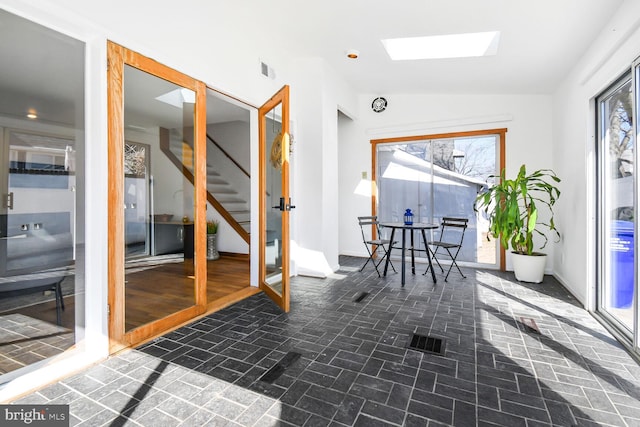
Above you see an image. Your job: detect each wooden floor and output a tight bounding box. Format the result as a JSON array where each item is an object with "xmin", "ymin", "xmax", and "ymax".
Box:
[
  {"xmin": 124, "ymin": 255, "xmax": 250, "ymax": 330},
  {"xmin": 0, "ymin": 255, "xmax": 251, "ymax": 341}
]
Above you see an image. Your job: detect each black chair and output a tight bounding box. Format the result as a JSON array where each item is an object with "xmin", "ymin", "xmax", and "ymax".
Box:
[
  {"xmin": 0, "ymin": 271, "xmax": 67, "ymax": 326},
  {"xmin": 357, "ymin": 216, "xmax": 396, "ymax": 277},
  {"xmin": 424, "ymin": 217, "xmax": 468, "ymax": 281}
]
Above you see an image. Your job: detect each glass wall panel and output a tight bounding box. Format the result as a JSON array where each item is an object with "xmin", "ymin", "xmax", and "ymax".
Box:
[
  {"xmin": 123, "ymin": 65, "xmax": 195, "ymax": 331},
  {"xmin": 0, "ymin": 10, "xmax": 85, "ymax": 376},
  {"xmin": 597, "ymin": 74, "xmax": 635, "ymax": 332},
  {"xmin": 376, "ymin": 134, "xmax": 498, "ymax": 266}
]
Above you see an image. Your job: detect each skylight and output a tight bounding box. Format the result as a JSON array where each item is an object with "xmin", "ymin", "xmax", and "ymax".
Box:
[
  {"xmin": 155, "ymin": 88, "xmax": 195, "ymax": 108},
  {"xmin": 382, "ymin": 31, "xmax": 500, "ymax": 60}
]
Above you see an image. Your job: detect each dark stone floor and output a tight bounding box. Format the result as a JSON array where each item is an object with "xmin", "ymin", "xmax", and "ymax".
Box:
[{"xmin": 16, "ymin": 256, "xmax": 640, "ymax": 426}]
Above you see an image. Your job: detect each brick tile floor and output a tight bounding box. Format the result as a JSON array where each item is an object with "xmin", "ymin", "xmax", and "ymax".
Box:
[{"xmin": 15, "ymin": 256, "xmax": 640, "ymax": 426}]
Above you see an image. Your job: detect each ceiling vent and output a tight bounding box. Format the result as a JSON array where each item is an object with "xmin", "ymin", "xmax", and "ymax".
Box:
[{"xmin": 260, "ymin": 60, "xmax": 275, "ymax": 79}]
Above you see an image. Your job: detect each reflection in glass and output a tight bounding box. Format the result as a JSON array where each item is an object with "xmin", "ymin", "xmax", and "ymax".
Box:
[
  {"xmin": 264, "ymin": 105, "xmax": 283, "ymax": 295},
  {"xmin": 376, "ymin": 135, "xmax": 498, "ymax": 266},
  {"xmin": 0, "ymin": 10, "xmax": 84, "ymax": 376},
  {"xmin": 125, "ymin": 142, "xmax": 150, "ymax": 257},
  {"xmin": 123, "ymin": 65, "xmax": 195, "ymax": 331},
  {"xmin": 599, "ymin": 77, "xmax": 634, "ymax": 331},
  {"xmin": 204, "ymin": 89, "xmax": 252, "ymax": 301}
]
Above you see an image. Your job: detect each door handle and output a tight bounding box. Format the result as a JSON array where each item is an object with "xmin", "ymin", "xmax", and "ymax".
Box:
[
  {"xmin": 272, "ymin": 197, "xmax": 286, "ymax": 211},
  {"xmin": 272, "ymin": 197, "xmax": 296, "ymax": 211}
]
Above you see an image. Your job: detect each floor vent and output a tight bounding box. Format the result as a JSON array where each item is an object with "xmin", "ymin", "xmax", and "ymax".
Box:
[
  {"xmin": 519, "ymin": 317, "xmax": 541, "ymax": 334},
  {"xmin": 259, "ymin": 351, "xmax": 302, "ymax": 383},
  {"xmin": 354, "ymin": 292, "xmax": 369, "ymax": 303},
  {"xmin": 408, "ymin": 334, "xmax": 445, "ymax": 355}
]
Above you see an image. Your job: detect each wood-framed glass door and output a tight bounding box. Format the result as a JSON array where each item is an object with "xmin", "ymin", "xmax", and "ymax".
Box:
[
  {"xmin": 259, "ymin": 86, "xmax": 291, "ymax": 312},
  {"xmin": 107, "ymin": 41, "xmax": 207, "ymax": 352},
  {"xmin": 371, "ymin": 128, "xmax": 506, "ymax": 270}
]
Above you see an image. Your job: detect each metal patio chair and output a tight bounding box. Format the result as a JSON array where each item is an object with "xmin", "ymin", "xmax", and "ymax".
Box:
[{"xmin": 357, "ymin": 216, "xmax": 396, "ymax": 277}]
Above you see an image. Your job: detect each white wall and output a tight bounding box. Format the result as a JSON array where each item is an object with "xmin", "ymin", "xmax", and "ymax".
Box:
[
  {"xmin": 40, "ymin": 0, "xmax": 294, "ymax": 108},
  {"xmin": 289, "ymin": 58, "xmax": 357, "ymax": 276},
  {"xmin": 552, "ymin": 0, "xmax": 640, "ymax": 306},
  {"xmin": 338, "ymin": 93, "xmax": 554, "ymax": 273},
  {"xmin": 208, "ymin": 122, "xmax": 250, "ymax": 172}
]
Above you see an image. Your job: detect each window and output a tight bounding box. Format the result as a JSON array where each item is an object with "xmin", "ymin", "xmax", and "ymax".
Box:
[
  {"xmin": 0, "ymin": 10, "xmax": 85, "ymax": 378},
  {"xmin": 596, "ymin": 71, "xmax": 635, "ymax": 335},
  {"xmin": 373, "ymin": 129, "xmax": 504, "ymax": 268}
]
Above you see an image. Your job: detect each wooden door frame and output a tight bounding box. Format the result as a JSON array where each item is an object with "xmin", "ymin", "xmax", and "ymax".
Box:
[
  {"xmin": 258, "ymin": 85, "xmax": 290, "ymax": 312},
  {"xmin": 370, "ymin": 128, "xmax": 507, "ymax": 271},
  {"xmin": 107, "ymin": 41, "xmax": 207, "ymax": 352}
]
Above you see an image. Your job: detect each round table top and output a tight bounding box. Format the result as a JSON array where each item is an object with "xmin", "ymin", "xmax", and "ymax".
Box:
[{"xmin": 379, "ymin": 222, "xmax": 438, "ymax": 229}]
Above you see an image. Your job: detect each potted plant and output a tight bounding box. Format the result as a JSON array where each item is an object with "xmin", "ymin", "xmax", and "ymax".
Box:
[
  {"xmin": 206, "ymin": 220, "xmax": 220, "ymax": 260},
  {"xmin": 475, "ymin": 164, "xmax": 561, "ymax": 283}
]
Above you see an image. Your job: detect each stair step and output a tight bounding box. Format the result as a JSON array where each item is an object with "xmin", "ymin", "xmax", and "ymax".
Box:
[
  {"xmin": 210, "ymin": 188, "xmax": 238, "ymax": 195},
  {"xmin": 228, "ymin": 212, "xmax": 250, "ymax": 222},
  {"xmin": 217, "ymin": 195, "xmax": 245, "ymax": 202},
  {"xmin": 163, "ymin": 140, "xmax": 251, "ymax": 240},
  {"xmin": 207, "ymin": 177, "xmax": 227, "ymax": 185}
]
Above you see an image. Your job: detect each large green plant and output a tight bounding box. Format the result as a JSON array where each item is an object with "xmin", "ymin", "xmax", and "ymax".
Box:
[{"xmin": 475, "ymin": 164, "xmax": 561, "ymax": 255}]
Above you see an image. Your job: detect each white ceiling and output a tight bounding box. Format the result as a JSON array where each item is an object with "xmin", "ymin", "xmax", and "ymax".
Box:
[
  {"xmin": 0, "ymin": 1, "xmax": 626, "ymax": 127},
  {"xmin": 246, "ymin": 0, "xmax": 624, "ymax": 94}
]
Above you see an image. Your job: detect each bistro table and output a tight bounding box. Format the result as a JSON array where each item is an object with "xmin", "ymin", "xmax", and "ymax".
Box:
[{"xmin": 379, "ymin": 222, "xmax": 439, "ymax": 286}]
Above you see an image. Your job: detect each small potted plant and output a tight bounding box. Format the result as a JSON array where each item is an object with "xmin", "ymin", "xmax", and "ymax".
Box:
[
  {"xmin": 475, "ymin": 164, "xmax": 561, "ymax": 283},
  {"xmin": 206, "ymin": 219, "xmax": 220, "ymax": 260}
]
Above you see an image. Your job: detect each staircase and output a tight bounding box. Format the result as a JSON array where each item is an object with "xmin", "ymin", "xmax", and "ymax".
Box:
[
  {"xmin": 159, "ymin": 127, "xmax": 251, "ymax": 244},
  {"xmin": 206, "ymin": 167, "xmax": 250, "ymax": 234}
]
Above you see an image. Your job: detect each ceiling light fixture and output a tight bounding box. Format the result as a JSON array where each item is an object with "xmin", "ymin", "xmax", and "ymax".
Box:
[
  {"xmin": 382, "ymin": 31, "xmax": 500, "ymax": 60},
  {"xmin": 26, "ymin": 109, "xmax": 38, "ymax": 119},
  {"xmin": 346, "ymin": 49, "xmax": 360, "ymax": 59}
]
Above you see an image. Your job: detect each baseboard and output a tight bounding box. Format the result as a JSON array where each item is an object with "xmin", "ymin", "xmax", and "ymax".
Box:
[{"xmin": 219, "ymin": 252, "xmax": 249, "ymax": 260}]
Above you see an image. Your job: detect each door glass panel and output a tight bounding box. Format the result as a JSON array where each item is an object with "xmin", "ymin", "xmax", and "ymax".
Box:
[
  {"xmin": 123, "ymin": 65, "xmax": 195, "ymax": 331},
  {"xmin": 0, "ymin": 10, "xmax": 84, "ymax": 377},
  {"xmin": 376, "ymin": 134, "xmax": 498, "ymax": 266},
  {"xmin": 204, "ymin": 89, "xmax": 252, "ymax": 302},
  {"xmin": 264, "ymin": 104, "xmax": 284, "ymax": 294},
  {"xmin": 598, "ymin": 76, "xmax": 635, "ymax": 331}
]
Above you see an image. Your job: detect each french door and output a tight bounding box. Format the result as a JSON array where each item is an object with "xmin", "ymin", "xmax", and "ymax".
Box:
[
  {"xmin": 259, "ymin": 86, "xmax": 291, "ymax": 312},
  {"xmin": 107, "ymin": 42, "xmax": 208, "ymax": 351}
]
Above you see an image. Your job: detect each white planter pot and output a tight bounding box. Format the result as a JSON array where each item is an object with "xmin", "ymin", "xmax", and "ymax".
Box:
[{"xmin": 511, "ymin": 252, "xmax": 546, "ymax": 283}]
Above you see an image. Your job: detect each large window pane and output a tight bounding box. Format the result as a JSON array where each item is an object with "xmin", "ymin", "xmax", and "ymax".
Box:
[
  {"xmin": 598, "ymin": 74, "xmax": 635, "ymax": 332},
  {"xmin": 0, "ymin": 10, "xmax": 85, "ymax": 376},
  {"xmin": 376, "ymin": 134, "xmax": 498, "ymax": 266}
]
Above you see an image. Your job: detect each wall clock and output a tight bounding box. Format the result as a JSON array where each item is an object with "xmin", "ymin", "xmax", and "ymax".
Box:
[{"xmin": 371, "ymin": 97, "xmax": 387, "ymax": 113}]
